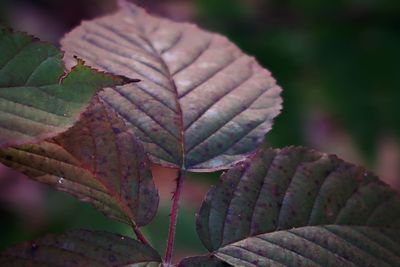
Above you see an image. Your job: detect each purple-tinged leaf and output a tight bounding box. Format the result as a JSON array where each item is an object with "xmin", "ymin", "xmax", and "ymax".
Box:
[
  {"xmin": 196, "ymin": 145, "xmax": 400, "ymax": 266},
  {"xmin": 0, "ymin": 97, "xmax": 159, "ymax": 227},
  {"xmin": 216, "ymin": 226, "xmax": 400, "ymax": 267},
  {"xmin": 0, "ymin": 229, "xmax": 162, "ymax": 267},
  {"xmin": 61, "ymin": 2, "xmax": 282, "ymax": 171}
]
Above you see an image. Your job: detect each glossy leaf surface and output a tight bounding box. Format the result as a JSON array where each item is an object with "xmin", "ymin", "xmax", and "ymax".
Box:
[
  {"xmin": 197, "ymin": 145, "xmax": 400, "ymax": 266},
  {"xmin": 0, "ymin": 26, "xmax": 133, "ymax": 148},
  {"xmin": 0, "ymin": 229, "xmax": 162, "ymax": 267},
  {"xmin": 61, "ymin": 2, "xmax": 282, "ymax": 171},
  {"xmin": 0, "ymin": 98, "xmax": 159, "ymax": 227}
]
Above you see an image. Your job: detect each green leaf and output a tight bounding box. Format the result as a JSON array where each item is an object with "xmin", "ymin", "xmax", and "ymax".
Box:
[
  {"xmin": 0, "ymin": 26, "xmax": 135, "ymax": 148},
  {"xmin": 0, "ymin": 97, "xmax": 159, "ymax": 227},
  {"xmin": 196, "ymin": 145, "xmax": 400, "ymax": 266},
  {"xmin": 0, "ymin": 229, "xmax": 162, "ymax": 267},
  {"xmin": 61, "ymin": 2, "xmax": 282, "ymax": 171}
]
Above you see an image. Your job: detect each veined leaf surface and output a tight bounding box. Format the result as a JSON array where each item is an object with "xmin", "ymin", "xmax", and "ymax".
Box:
[
  {"xmin": 61, "ymin": 2, "xmax": 282, "ymax": 171},
  {"xmin": 0, "ymin": 229, "xmax": 162, "ymax": 267},
  {"xmin": 216, "ymin": 226, "xmax": 400, "ymax": 267},
  {"xmin": 195, "ymin": 145, "xmax": 400, "ymax": 266},
  {"xmin": 0, "ymin": 98, "xmax": 159, "ymax": 227},
  {"xmin": 0, "ymin": 26, "xmax": 134, "ymax": 148}
]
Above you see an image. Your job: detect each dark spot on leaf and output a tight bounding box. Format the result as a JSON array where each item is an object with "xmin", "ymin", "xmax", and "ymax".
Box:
[
  {"xmin": 108, "ymin": 254, "xmax": 117, "ymax": 262},
  {"xmin": 143, "ymin": 188, "xmax": 150, "ymax": 195},
  {"xmin": 140, "ymin": 161, "xmax": 147, "ymax": 168},
  {"xmin": 112, "ymin": 126, "xmax": 121, "ymax": 134}
]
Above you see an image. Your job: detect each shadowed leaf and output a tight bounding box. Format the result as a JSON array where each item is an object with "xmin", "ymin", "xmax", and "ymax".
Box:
[
  {"xmin": 179, "ymin": 255, "xmax": 230, "ymax": 267},
  {"xmin": 216, "ymin": 226, "xmax": 400, "ymax": 267},
  {"xmin": 0, "ymin": 26, "xmax": 134, "ymax": 148},
  {"xmin": 0, "ymin": 97, "xmax": 159, "ymax": 227},
  {"xmin": 0, "ymin": 229, "xmax": 162, "ymax": 267},
  {"xmin": 61, "ymin": 1, "xmax": 282, "ymax": 171},
  {"xmin": 196, "ymin": 145, "xmax": 400, "ymax": 266}
]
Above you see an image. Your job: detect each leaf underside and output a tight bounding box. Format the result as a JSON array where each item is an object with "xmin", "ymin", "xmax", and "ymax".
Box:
[
  {"xmin": 0, "ymin": 229, "xmax": 162, "ymax": 267},
  {"xmin": 194, "ymin": 145, "xmax": 400, "ymax": 266},
  {"xmin": 0, "ymin": 97, "xmax": 159, "ymax": 227},
  {"xmin": 0, "ymin": 26, "xmax": 132, "ymax": 148},
  {"xmin": 61, "ymin": 2, "xmax": 282, "ymax": 171}
]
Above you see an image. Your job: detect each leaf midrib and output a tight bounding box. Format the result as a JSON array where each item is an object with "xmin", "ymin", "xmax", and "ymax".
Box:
[{"xmin": 131, "ymin": 21, "xmax": 187, "ymax": 168}]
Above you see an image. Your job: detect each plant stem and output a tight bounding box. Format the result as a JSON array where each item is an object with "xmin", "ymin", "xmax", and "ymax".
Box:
[
  {"xmin": 133, "ymin": 224, "xmax": 150, "ymax": 246},
  {"xmin": 164, "ymin": 169, "xmax": 184, "ymax": 265}
]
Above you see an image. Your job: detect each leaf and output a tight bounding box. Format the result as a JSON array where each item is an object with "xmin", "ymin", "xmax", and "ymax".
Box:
[
  {"xmin": 61, "ymin": 1, "xmax": 282, "ymax": 171},
  {"xmin": 0, "ymin": 229, "xmax": 162, "ymax": 267},
  {"xmin": 0, "ymin": 26, "xmax": 135, "ymax": 148},
  {"xmin": 0, "ymin": 97, "xmax": 159, "ymax": 227},
  {"xmin": 216, "ymin": 226, "xmax": 400, "ymax": 267},
  {"xmin": 179, "ymin": 255, "xmax": 230, "ymax": 267},
  {"xmin": 196, "ymin": 145, "xmax": 400, "ymax": 266}
]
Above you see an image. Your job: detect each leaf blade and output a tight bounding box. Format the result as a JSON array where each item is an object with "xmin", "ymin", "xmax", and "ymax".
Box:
[
  {"xmin": 0, "ymin": 97, "xmax": 159, "ymax": 227},
  {"xmin": 215, "ymin": 226, "xmax": 400, "ymax": 267},
  {"xmin": 0, "ymin": 229, "xmax": 162, "ymax": 267},
  {"xmin": 197, "ymin": 146, "xmax": 400, "ymax": 251},
  {"xmin": 0, "ymin": 26, "xmax": 134, "ymax": 148},
  {"xmin": 196, "ymin": 145, "xmax": 400, "ymax": 266},
  {"xmin": 61, "ymin": 2, "xmax": 282, "ymax": 171}
]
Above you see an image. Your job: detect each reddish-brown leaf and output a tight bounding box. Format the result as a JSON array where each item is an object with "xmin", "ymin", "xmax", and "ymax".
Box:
[{"xmin": 0, "ymin": 97, "xmax": 159, "ymax": 227}]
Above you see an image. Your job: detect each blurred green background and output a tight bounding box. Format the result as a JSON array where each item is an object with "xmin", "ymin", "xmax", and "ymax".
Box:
[{"xmin": 0, "ymin": 0, "xmax": 399, "ymax": 262}]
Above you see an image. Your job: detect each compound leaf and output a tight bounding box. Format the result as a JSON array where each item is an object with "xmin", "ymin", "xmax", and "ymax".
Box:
[
  {"xmin": 0, "ymin": 97, "xmax": 159, "ymax": 227},
  {"xmin": 0, "ymin": 229, "xmax": 162, "ymax": 267},
  {"xmin": 0, "ymin": 26, "xmax": 134, "ymax": 148},
  {"xmin": 61, "ymin": 1, "xmax": 282, "ymax": 171}
]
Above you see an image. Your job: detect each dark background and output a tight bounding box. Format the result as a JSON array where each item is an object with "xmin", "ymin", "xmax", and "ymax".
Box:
[{"xmin": 1, "ymin": 0, "xmax": 399, "ymax": 262}]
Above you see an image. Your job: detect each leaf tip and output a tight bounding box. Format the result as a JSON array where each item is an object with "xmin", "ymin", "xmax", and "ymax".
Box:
[{"xmin": 59, "ymin": 55, "xmax": 139, "ymax": 86}]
